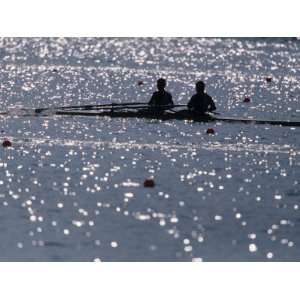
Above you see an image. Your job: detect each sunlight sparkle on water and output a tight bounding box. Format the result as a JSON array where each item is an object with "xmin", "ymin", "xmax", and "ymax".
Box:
[{"xmin": 1, "ymin": 38, "xmax": 300, "ymax": 261}]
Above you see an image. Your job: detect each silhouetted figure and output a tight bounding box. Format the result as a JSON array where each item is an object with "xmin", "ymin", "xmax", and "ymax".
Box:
[
  {"xmin": 149, "ymin": 78, "xmax": 174, "ymax": 111},
  {"xmin": 188, "ymin": 81, "xmax": 216, "ymax": 114}
]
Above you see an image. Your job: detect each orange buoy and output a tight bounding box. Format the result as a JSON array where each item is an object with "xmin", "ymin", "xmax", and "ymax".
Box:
[
  {"xmin": 266, "ymin": 77, "xmax": 272, "ymax": 83},
  {"xmin": 206, "ymin": 128, "xmax": 215, "ymax": 134},
  {"xmin": 243, "ymin": 97, "xmax": 251, "ymax": 103},
  {"xmin": 2, "ymin": 139, "xmax": 12, "ymax": 148},
  {"xmin": 144, "ymin": 179, "xmax": 155, "ymax": 188},
  {"xmin": 137, "ymin": 80, "xmax": 144, "ymax": 86}
]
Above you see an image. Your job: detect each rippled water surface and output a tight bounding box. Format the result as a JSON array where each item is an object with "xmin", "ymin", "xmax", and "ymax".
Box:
[{"xmin": 0, "ymin": 38, "xmax": 300, "ymax": 261}]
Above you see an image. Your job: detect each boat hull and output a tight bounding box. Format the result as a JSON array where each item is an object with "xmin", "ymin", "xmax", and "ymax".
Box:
[
  {"xmin": 55, "ymin": 109, "xmax": 214, "ymax": 122},
  {"xmin": 54, "ymin": 109, "xmax": 300, "ymax": 127}
]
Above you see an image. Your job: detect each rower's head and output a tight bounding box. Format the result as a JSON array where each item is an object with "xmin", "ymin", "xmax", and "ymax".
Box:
[
  {"xmin": 157, "ymin": 78, "xmax": 166, "ymax": 91},
  {"xmin": 196, "ymin": 81, "xmax": 205, "ymax": 93}
]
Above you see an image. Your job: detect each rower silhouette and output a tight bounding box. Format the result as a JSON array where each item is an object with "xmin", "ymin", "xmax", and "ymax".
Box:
[
  {"xmin": 188, "ymin": 81, "xmax": 216, "ymax": 114},
  {"xmin": 149, "ymin": 78, "xmax": 174, "ymax": 111}
]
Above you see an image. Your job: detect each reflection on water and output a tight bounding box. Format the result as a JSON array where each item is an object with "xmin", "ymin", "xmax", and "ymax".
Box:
[{"xmin": 0, "ymin": 38, "xmax": 300, "ymax": 261}]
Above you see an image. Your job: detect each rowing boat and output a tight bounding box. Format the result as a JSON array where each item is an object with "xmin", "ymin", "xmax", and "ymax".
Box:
[
  {"xmin": 54, "ymin": 109, "xmax": 300, "ymax": 127},
  {"xmin": 1, "ymin": 103, "xmax": 300, "ymax": 127}
]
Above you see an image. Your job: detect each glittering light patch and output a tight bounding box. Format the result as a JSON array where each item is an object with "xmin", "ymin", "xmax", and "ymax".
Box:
[
  {"xmin": 214, "ymin": 215, "xmax": 223, "ymax": 221},
  {"xmin": 111, "ymin": 241, "xmax": 118, "ymax": 248},
  {"xmin": 249, "ymin": 244, "xmax": 258, "ymax": 252}
]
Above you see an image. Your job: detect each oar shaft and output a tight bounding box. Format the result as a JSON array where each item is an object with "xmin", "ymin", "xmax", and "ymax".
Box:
[
  {"xmin": 35, "ymin": 102, "xmax": 147, "ymax": 113},
  {"xmin": 35, "ymin": 103, "xmax": 187, "ymax": 113},
  {"xmin": 67, "ymin": 102, "xmax": 146, "ymax": 110},
  {"xmin": 111, "ymin": 104, "xmax": 186, "ymax": 110}
]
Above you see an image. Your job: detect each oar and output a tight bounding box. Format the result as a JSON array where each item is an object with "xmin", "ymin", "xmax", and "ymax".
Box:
[
  {"xmin": 89, "ymin": 104, "xmax": 187, "ymax": 111},
  {"xmin": 34, "ymin": 102, "xmax": 147, "ymax": 113},
  {"xmin": 43, "ymin": 103, "xmax": 188, "ymax": 113},
  {"xmin": 72, "ymin": 103, "xmax": 187, "ymax": 111}
]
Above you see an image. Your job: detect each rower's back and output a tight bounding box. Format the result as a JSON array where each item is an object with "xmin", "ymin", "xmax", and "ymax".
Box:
[
  {"xmin": 188, "ymin": 81, "xmax": 216, "ymax": 114},
  {"xmin": 149, "ymin": 90, "xmax": 173, "ymax": 106},
  {"xmin": 149, "ymin": 78, "xmax": 173, "ymax": 109}
]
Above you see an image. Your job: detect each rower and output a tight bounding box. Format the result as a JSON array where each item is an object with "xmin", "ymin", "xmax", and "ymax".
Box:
[
  {"xmin": 148, "ymin": 78, "xmax": 174, "ymax": 111},
  {"xmin": 188, "ymin": 81, "xmax": 216, "ymax": 114}
]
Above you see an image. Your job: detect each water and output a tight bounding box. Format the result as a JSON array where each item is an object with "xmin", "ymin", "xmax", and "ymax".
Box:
[{"xmin": 0, "ymin": 38, "xmax": 300, "ymax": 261}]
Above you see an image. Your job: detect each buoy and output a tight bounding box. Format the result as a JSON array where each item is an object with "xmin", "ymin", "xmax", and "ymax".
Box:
[
  {"xmin": 144, "ymin": 179, "xmax": 155, "ymax": 188},
  {"xmin": 2, "ymin": 139, "xmax": 12, "ymax": 148},
  {"xmin": 206, "ymin": 128, "xmax": 215, "ymax": 134},
  {"xmin": 243, "ymin": 97, "xmax": 251, "ymax": 103},
  {"xmin": 266, "ymin": 77, "xmax": 272, "ymax": 83},
  {"xmin": 137, "ymin": 80, "xmax": 144, "ymax": 86}
]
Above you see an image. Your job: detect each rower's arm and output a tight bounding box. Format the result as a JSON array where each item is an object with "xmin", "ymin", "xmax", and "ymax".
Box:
[
  {"xmin": 169, "ymin": 94, "xmax": 174, "ymax": 107},
  {"xmin": 208, "ymin": 96, "xmax": 216, "ymax": 111},
  {"xmin": 187, "ymin": 97, "xmax": 194, "ymax": 110},
  {"xmin": 148, "ymin": 93, "xmax": 156, "ymax": 106}
]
